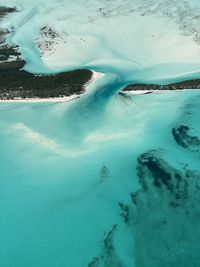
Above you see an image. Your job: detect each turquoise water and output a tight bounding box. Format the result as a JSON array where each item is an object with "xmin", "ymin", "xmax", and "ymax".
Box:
[
  {"xmin": 1, "ymin": 78, "xmax": 200, "ymax": 266},
  {"xmin": 1, "ymin": 0, "xmax": 200, "ymax": 266}
]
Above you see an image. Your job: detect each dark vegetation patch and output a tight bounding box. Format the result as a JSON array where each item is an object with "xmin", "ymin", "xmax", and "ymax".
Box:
[
  {"xmin": 0, "ymin": 6, "xmax": 16, "ymax": 19},
  {"xmin": 0, "ymin": 43, "xmax": 92, "ymax": 99},
  {"xmin": 0, "ymin": 67, "xmax": 93, "ymax": 99},
  {"xmin": 123, "ymin": 79, "xmax": 200, "ymax": 91},
  {"xmin": 0, "ymin": 6, "xmax": 16, "ymax": 44},
  {"xmin": 0, "ymin": 45, "xmax": 21, "ymax": 61}
]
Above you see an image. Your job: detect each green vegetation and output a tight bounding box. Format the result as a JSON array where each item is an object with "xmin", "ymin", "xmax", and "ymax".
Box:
[{"xmin": 123, "ymin": 79, "xmax": 200, "ymax": 91}]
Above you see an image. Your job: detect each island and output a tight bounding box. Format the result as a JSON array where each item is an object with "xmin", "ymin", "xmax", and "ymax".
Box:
[{"xmin": 0, "ymin": 6, "xmax": 93, "ymax": 100}]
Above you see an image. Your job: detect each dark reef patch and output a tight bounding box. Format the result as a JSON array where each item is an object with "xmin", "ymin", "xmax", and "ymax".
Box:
[
  {"xmin": 88, "ymin": 225, "xmax": 124, "ymax": 267},
  {"xmin": 119, "ymin": 149, "xmax": 200, "ymax": 266},
  {"xmin": 172, "ymin": 125, "xmax": 200, "ymax": 152},
  {"xmin": 119, "ymin": 202, "xmax": 130, "ymax": 223},
  {"xmin": 140, "ymin": 154, "xmax": 172, "ymax": 190},
  {"xmin": 136, "ymin": 150, "xmax": 194, "ymax": 207}
]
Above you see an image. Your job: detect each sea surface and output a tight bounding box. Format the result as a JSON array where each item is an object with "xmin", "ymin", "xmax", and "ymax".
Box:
[{"xmin": 1, "ymin": 0, "xmax": 200, "ymax": 266}]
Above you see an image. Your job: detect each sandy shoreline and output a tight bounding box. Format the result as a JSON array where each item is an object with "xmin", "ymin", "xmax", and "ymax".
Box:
[
  {"xmin": 124, "ymin": 89, "xmax": 200, "ymax": 95},
  {"xmin": 124, "ymin": 90, "xmax": 154, "ymax": 95},
  {"xmin": 83, "ymin": 70, "xmax": 103, "ymax": 88},
  {"xmin": 0, "ymin": 94, "xmax": 80, "ymax": 103},
  {"xmin": 0, "ymin": 70, "xmax": 103, "ymax": 103}
]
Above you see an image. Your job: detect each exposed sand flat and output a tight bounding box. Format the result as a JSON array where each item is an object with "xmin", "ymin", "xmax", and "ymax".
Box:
[{"xmin": 2, "ymin": 0, "xmax": 200, "ymax": 82}]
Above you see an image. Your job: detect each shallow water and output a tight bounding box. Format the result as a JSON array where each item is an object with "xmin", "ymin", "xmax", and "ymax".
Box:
[
  {"xmin": 1, "ymin": 0, "xmax": 200, "ymax": 266},
  {"xmin": 1, "ymin": 87, "xmax": 200, "ymax": 266}
]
